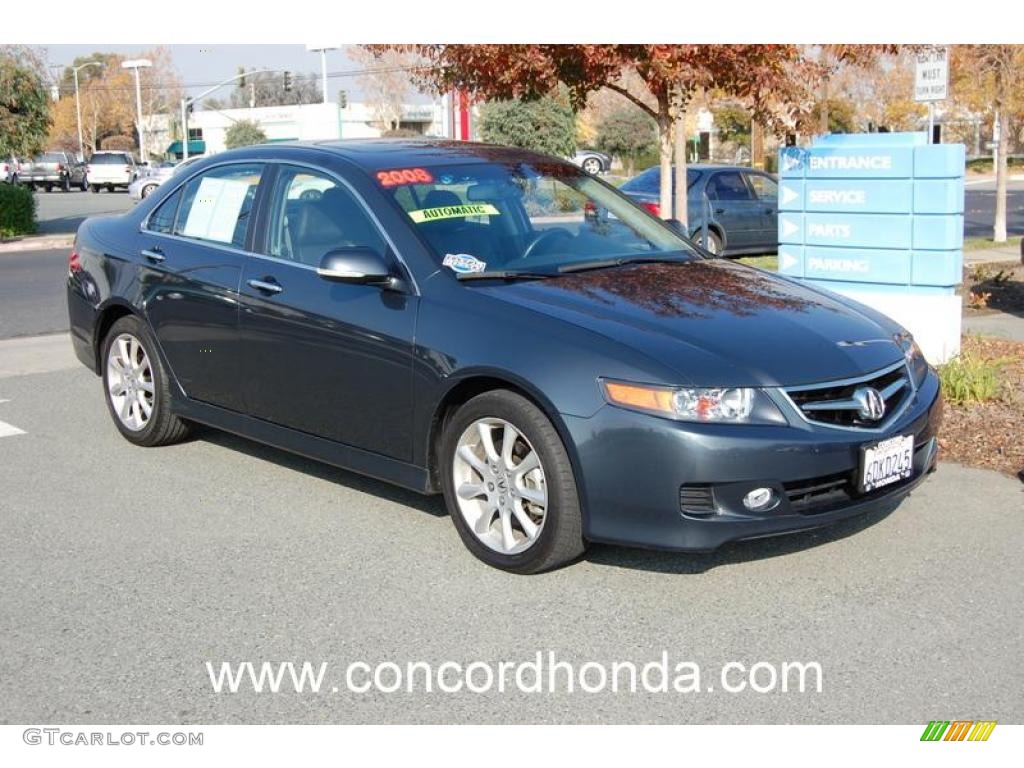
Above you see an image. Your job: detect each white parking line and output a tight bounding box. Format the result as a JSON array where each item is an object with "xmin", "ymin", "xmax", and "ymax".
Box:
[{"xmin": 0, "ymin": 398, "xmax": 26, "ymax": 438}]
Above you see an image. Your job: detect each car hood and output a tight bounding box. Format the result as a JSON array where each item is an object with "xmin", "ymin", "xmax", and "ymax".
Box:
[{"xmin": 475, "ymin": 260, "xmax": 906, "ymax": 387}]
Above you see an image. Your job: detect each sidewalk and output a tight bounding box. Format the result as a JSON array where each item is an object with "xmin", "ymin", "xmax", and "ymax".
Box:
[
  {"xmin": 963, "ymin": 241, "xmax": 1022, "ymax": 266},
  {"xmin": 0, "ymin": 234, "xmax": 74, "ymax": 254}
]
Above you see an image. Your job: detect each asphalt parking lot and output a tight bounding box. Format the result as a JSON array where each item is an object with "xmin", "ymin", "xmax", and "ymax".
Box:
[
  {"xmin": 31, "ymin": 186, "xmax": 135, "ymax": 236},
  {"xmin": 1, "ymin": 186, "xmax": 1022, "ymax": 726}
]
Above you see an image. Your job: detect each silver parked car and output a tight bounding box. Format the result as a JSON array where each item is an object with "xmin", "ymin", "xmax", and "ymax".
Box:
[{"xmin": 128, "ymin": 156, "xmax": 203, "ymax": 200}]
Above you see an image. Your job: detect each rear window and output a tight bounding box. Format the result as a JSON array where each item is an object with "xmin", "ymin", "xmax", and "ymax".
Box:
[
  {"xmin": 91, "ymin": 153, "xmax": 132, "ymax": 164},
  {"xmin": 620, "ymin": 167, "xmax": 700, "ymax": 195}
]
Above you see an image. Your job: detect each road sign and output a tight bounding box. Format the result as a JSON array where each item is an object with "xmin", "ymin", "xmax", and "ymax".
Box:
[{"xmin": 915, "ymin": 47, "xmax": 949, "ymax": 103}]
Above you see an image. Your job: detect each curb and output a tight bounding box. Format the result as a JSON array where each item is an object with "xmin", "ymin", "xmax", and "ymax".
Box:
[{"xmin": 0, "ymin": 235, "xmax": 74, "ymax": 254}]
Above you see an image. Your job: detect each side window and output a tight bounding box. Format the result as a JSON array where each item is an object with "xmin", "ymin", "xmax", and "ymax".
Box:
[
  {"xmin": 267, "ymin": 166, "xmax": 387, "ymax": 267},
  {"xmin": 747, "ymin": 174, "xmax": 778, "ymax": 202},
  {"xmin": 173, "ymin": 163, "xmax": 264, "ymax": 248},
  {"xmin": 706, "ymin": 172, "xmax": 753, "ymax": 202},
  {"xmin": 146, "ymin": 188, "xmax": 182, "ymax": 234}
]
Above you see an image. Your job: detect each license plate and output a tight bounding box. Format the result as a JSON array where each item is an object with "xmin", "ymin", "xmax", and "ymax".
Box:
[{"xmin": 860, "ymin": 434, "xmax": 914, "ymax": 493}]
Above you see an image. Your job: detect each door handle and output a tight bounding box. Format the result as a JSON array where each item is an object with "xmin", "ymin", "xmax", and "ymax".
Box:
[
  {"xmin": 141, "ymin": 248, "xmax": 165, "ymax": 263},
  {"xmin": 714, "ymin": 208, "xmax": 726, "ymax": 215},
  {"xmin": 247, "ymin": 278, "xmax": 283, "ymax": 295}
]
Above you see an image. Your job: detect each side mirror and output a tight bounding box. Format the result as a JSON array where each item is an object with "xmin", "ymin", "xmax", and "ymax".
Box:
[
  {"xmin": 666, "ymin": 218, "xmax": 688, "ymax": 236},
  {"xmin": 317, "ymin": 247, "xmax": 396, "ymax": 287}
]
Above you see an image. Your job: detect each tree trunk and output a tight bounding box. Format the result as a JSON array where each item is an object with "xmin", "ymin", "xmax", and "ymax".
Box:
[
  {"xmin": 751, "ymin": 120, "xmax": 765, "ymax": 169},
  {"xmin": 673, "ymin": 105, "xmax": 688, "ymax": 225},
  {"xmin": 658, "ymin": 116, "xmax": 673, "ymax": 219},
  {"xmin": 994, "ymin": 108, "xmax": 1008, "ymax": 243}
]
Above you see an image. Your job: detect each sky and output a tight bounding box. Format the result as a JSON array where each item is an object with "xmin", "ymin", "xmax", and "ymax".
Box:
[{"xmin": 39, "ymin": 44, "xmax": 422, "ymax": 103}]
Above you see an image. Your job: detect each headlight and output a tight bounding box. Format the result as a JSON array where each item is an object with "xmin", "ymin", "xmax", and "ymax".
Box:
[
  {"xmin": 600, "ymin": 379, "xmax": 786, "ymax": 424},
  {"xmin": 896, "ymin": 333, "xmax": 929, "ymax": 388}
]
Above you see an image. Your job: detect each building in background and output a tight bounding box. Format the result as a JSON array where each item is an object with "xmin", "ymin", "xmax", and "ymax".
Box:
[{"xmin": 145, "ymin": 100, "xmax": 447, "ymax": 160}]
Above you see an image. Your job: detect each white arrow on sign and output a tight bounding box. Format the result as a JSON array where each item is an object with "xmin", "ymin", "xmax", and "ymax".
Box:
[
  {"xmin": 0, "ymin": 399, "xmax": 26, "ymax": 439},
  {"xmin": 780, "ymin": 251, "xmax": 798, "ymax": 271},
  {"xmin": 780, "ymin": 185, "xmax": 800, "ymax": 205},
  {"xmin": 781, "ymin": 218, "xmax": 800, "ymax": 238}
]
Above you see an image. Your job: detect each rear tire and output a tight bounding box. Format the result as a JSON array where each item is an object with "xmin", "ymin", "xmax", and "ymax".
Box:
[
  {"xmin": 581, "ymin": 157, "xmax": 602, "ymax": 175},
  {"xmin": 61, "ymin": 175, "xmax": 70, "ymax": 192},
  {"xmin": 698, "ymin": 229, "xmax": 723, "ymax": 255},
  {"xmin": 440, "ymin": 390, "xmax": 585, "ymax": 574},
  {"xmin": 90, "ymin": 184, "xmax": 100, "ymax": 193},
  {"xmin": 80, "ymin": 177, "xmax": 88, "ymax": 192},
  {"xmin": 141, "ymin": 184, "xmax": 157, "ymax": 198},
  {"xmin": 44, "ymin": 183, "xmax": 53, "ymax": 193},
  {"xmin": 101, "ymin": 315, "xmax": 191, "ymax": 447}
]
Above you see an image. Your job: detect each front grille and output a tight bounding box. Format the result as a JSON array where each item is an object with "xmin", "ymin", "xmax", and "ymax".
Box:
[
  {"xmin": 785, "ymin": 362, "xmax": 911, "ymax": 429},
  {"xmin": 679, "ymin": 485, "xmax": 715, "ymax": 516}
]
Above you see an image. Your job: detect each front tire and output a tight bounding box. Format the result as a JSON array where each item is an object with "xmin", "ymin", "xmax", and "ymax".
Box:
[
  {"xmin": 102, "ymin": 315, "xmax": 191, "ymax": 447},
  {"xmin": 90, "ymin": 184, "xmax": 100, "ymax": 193},
  {"xmin": 141, "ymin": 183, "xmax": 157, "ymax": 198},
  {"xmin": 581, "ymin": 157, "xmax": 601, "ymax": 175},
  {"xmin": 440, "ymin": 390, "xmax": 585, "ymax": 573},
  {"xmin": 61, "ymin": 175, "xmax": 71, "ymax": 192}
]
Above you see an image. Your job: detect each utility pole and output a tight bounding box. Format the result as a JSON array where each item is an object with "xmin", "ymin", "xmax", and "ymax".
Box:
[
  {"xmin": 72, "ymin": 61, "xmax": 101, "ymax": 161},
  {"xmin": 121, "ymin": 59, "xmax": 153, "ymax": 163},
  {"xmin": 306, "ymin": 45, "xmax": 338, "ymax": 104}
]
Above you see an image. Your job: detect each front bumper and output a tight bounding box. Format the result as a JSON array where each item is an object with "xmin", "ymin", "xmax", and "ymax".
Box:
[{"xmin": 563, "ymin": 370, "xmax": 943, "ymax": 552}]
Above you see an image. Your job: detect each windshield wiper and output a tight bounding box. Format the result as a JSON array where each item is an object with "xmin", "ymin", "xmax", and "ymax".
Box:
[
  {"xmin": 558, "ymin": 255, "xmax": 690, "ymax": 274},
  {"xmin": 456, "ymin": 270, "xmax": 553, "ymax": 282}
]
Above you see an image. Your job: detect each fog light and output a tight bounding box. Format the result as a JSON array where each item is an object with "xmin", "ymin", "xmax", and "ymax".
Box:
[{"xmin": 743, "ymin": 487, "xmax": 777, "ymax": 511}]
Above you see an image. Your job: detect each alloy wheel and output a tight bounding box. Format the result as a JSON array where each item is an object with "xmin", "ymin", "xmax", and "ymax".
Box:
[
  {"xmin": 106, "ymin": 333, "xmax": 155, "ymax": 431},
  {"xmin": 451, "ymin": 418, "xmax": 548, "ymax": 554}
]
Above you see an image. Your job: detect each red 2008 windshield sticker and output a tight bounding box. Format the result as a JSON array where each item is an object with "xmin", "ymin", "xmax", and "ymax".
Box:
[{"xmin": 376, "ymin": 168, "xmax": 434, "ymax": 187}]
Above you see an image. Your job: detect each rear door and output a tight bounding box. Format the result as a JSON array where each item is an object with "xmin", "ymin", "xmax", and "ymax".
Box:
[
  {"xmin": 140, "ymin": 161, "xmax": 266, "ymax": 411},
  {"xmin": 704, "ymin": 170, "xmax": 761, "ymax": 251},
  {"xmin": 745, "ymin": 172, "xmax": 779, "ymax": 251}
]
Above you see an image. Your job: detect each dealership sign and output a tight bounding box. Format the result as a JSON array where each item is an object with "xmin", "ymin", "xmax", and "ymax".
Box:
[{"xmin": 778, "ymin": 132, "xmax": 965, "ymax": 363}]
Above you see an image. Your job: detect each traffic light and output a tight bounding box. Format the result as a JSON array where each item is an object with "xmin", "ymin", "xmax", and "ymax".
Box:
[
  {"xmin": 338, "ymin": 90, "xmax": 348, "ymax": 108},
  {"xmin": 283, "ymin": 71, "xmax": 293, "ymax": 92},
  {"xmin": 238, "ymin": 66, "xmax": 246, "ymax": 89}
]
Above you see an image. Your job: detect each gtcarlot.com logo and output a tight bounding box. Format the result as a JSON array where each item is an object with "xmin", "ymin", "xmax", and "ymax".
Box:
[{"xmin": 920, "ymin": 720, "xmax": 997, "ymax": 742}]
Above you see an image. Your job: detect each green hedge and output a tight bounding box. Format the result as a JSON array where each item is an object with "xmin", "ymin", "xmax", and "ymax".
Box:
[{"xmin": 0, "ymin": 183, "xmax": 37, "ymax": 238}]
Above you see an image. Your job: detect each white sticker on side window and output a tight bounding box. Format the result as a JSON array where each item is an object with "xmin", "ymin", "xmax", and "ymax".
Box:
[{"xmin": 442, "ymin": 254, "xmax": 487, "ymax": 274}]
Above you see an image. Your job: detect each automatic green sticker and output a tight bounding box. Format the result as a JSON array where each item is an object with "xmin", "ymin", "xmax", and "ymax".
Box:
[{"xmin": 408, "ymin": 203, "xmax": 500, "ymax": 223}]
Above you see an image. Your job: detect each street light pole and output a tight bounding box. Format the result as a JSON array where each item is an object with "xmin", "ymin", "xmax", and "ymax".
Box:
[
  {"xmin": 72, "ymin": 61, "xmax": 101, "ymax": 161},
  {"xmin": 306, "ymin": 45, "xmax": 337, "ymax": 105},
  {"xmin": 121, "ymin": 59, "xmax": 152, "ymax": 164}
]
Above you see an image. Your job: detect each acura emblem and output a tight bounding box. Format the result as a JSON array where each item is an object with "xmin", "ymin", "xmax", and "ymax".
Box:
[{"xmin": 852, "ymin": 386, "xmax": 886, "ymax": 421}]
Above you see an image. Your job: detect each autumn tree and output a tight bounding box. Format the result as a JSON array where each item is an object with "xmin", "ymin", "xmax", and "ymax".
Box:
[
  {"xmin": 349, "ymin": 46, "xmax": 420, "ymax": 132},
  {"xmin": 365, "ymin": 44, "xmax": 809, "ymax": 225},
  {"xmin": 595, "ymin": 107, "xmax": 656, "ymax": 175},
  {"xmin": 952, "ymin": 45, "xmax": 1024, "ymax": 243},
  {"xmin": 0, "ymin": 46, "xmax": 51, "ymax": 158}
]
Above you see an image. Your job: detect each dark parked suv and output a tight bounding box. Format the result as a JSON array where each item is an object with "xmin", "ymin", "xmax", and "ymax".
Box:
[{"xmin": 67, "ymin": 140, "xmax": 941, "ymax": 573}]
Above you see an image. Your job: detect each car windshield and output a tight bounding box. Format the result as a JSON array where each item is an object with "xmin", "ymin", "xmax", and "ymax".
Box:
[{"xmin": 381, "ymin": 161, "xmax": 698, "ymax": 275}]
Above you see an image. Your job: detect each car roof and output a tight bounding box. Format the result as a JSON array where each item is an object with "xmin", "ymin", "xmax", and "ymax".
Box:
[{"xmin": 242, "ymin": 138, "xmax": 569, "ymax": 172}]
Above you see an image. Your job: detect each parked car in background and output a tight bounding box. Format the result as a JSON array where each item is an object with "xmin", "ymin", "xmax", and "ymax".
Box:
[
  {"xmin": 21, "ymin": 151, "xmax": 88, "ymax": 192},
  {"xmin": 1, "ymin": 156, "xmax": 23, "ymax": 184},
  {"xmin": 571, "ymin": 149, "xmax": 611, "ymax": 175},
  {"xmin": 128, "ymin": 156, "xmax": 203, "ymax": 200},
  {"xmin": 620, "ymin": 164, "xmax": 778, "ymax": 256},
  {"xmin": 68, "ymin": 140, "xmax": 939, "ymax": 573},
  {"xmin": 86, "ymin": 151, "xmax": 138, "ymax": 193}
]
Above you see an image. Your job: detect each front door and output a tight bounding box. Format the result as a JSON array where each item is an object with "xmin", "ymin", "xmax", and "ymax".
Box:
[
  {"xmin": 704, "ymin": 170, "xmax": 762, "ymax": 251},
  {"xmin": 237, "ymin": 164, "xmax": 417, "ymax": 461},
  {"xmin": 745, "ymin": 171, "xmax": 779, "ymax": 252}
]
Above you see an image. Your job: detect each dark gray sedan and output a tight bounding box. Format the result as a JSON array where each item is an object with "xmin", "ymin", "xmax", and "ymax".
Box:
[{"xmin": 620, "ymin": 164, "xmax": 778, "ymax": 256}]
